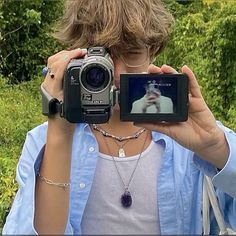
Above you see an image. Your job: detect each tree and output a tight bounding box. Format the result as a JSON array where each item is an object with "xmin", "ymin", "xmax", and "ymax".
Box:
[
  {"xmin": 158, "ymin": 0, "xmax": 236, "ymax": 130},
  {"xmin": 0, "ymin": 0, "xmax": 63, "ymax": 83}
]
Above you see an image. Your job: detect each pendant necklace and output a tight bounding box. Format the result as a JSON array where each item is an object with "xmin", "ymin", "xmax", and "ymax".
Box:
[
  {"xmin": 92, "ymin": 124, "xmax": 146, "ymax": 158},
  {"xmin": 114, "ymin": 139, "xmax": 130, "ymax": 157},
  {"xmin": 102, "ymin": 130, "xmax": 149, "ymax": 208}
]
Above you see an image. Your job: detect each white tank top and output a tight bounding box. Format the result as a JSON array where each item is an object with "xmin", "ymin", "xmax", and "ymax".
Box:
[{"xmin": 81, "ymin": 141, "xmax": 163, "ymax": 234}]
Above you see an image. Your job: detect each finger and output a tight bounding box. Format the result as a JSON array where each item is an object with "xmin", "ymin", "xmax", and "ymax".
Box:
[
  {"xmin": 55, "ymin": 48, "xmax": 87, "ymax": 76},
  {"xmin": 147, "ymin": 64, "xmax": 162, "ymax": 74},
  {"xmin": 181, "ymin": 65, "xmax": 203, "ymax": 98},
  {"xmin": 56, "ymin": 48, "xmax": 87, "ymax": 66},
  {"xmin": 148, "ymin": 95, "xmax": 157, "ymax": 99},
  {"xmin": 49, "ymin": 48, "xmax": 87, "ymax": 65},
  {"xmin": 47, "ymin": 48, "xmax": 87, "ymax": 72},
  {"xmin": 160, "ymin": 64, "xmax": 178, "ymax": 74},
  {"xmin": 153, "ymin": 91, "xmax": 161, "ymax": 96},
  {"xmin": 45, "ymin": 48, "xmax": 87, "ymax": 92}
]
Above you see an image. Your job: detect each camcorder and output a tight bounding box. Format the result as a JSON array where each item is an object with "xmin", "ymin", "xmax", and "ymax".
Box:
[
  {"xmin": 63, "ymin": 47, "xmax": 114, "ymax": 123},
  {"xmin": 41, "ymin": 47, "xmax": 189, "ymax": 123}
]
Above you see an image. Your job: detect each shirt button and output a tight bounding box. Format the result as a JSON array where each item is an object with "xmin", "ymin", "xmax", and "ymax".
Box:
[
  {"xmin": 79, "ymin": 182, "xmax": 86, "ymax": 189},
  {"xmin": 89, "ymin": 147, "xmax": 95, "ymax": 152}
]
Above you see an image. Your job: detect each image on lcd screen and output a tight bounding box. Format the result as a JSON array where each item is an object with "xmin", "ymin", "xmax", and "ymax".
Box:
[{"xmin": 127, "ymin": 76, "xmax": 177, "ymax": 114}]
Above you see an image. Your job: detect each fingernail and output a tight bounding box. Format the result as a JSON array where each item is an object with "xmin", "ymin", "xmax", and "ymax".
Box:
[
  {"xmin": 81, "ymin": 48, "xmax": 87, "ymax": 53},
  {"xmin": 162, "ymin": 64, "xmax": 168, "ymax": 67}
]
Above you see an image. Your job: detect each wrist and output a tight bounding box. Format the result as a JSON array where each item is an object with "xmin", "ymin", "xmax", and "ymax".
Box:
[
  {"xmin": 48, "ymin": 117, "xmax": 76, "ymax": 138},
  {"xmin": 197, "ymin": 128, "xmax": 229, "ymax": 169},
  {"xmin": 43, "ymin": 120, "xmax": 74, "ymax": 173}
]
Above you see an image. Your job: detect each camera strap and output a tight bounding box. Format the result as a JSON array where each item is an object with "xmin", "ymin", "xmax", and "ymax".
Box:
[
  {"xmin": 112, "ymin": 86, "xmax": 120, "ymax": 107},
  {"xmin": 40, "ymin": 85, "xmax": 63, "ymax": 117}
]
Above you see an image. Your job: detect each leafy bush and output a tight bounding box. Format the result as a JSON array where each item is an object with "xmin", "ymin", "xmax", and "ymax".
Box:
[
  {"xmin": 0, "ymin": 0, "xmax": 235, "ymax": 233},
  {"xmin": 158, "ymin": 0, "xmax": 236, "ymax": 130},
  {"xmin": 0, "ymin": 0, "xmax": 63, "ymax": 83},
  {"xmin": 0, "ymin": 76, "xmax": 45, "ymax": 233}
]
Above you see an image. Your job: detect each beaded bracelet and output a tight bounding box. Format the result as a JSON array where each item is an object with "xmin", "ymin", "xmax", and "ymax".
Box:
[{"xmin": 37, "ymin": 172, "xmax": 70, "ymax": 191}]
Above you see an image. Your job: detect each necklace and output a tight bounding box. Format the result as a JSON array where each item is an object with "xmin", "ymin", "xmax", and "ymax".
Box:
[
  {"xmin": 92, "ymin": 124, "xmax": 146, "ymax": 142},
  {"xmin": 102, "ymin": 131, "xmax": 149, "ymax": 208},
  {"xmin": 113, "ymin": 139, "xmax": 130, "ymax": 157}
]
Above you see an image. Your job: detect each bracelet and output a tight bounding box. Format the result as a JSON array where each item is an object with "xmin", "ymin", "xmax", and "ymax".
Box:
[{"xmin": 37, "ymin": 172, "xmax": 70, "ymax": 191}]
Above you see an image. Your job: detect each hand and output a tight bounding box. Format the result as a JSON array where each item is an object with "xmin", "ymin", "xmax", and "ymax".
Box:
[
  {"xmin": 135, "ymin": 64, "xmax": 229, "ymax": 168},
  {"xmin": 41, "ymin": 48, "xmax": 87, "ymax": 133},
  {"xmin": 42, "ymin": 48, "xmax": 87, "ymax": 101},
  {"xmin": 142, "ymin": 90, "xmax": 161, "ymax": 113}
]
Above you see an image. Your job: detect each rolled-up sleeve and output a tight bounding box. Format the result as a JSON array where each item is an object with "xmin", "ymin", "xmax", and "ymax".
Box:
[
  {"xmin": 2, "ymin": 123, "xmax": 74, "ymax": 235},
  {"xmin": 193, "ymin": 123, "xmax": 236, "ymax": 231},
  {"xmin": 193, "ymin": 122, "xmax": 236, "ymax": 197},
  {"xmin": 211, "ymin": 127, "xmax": 236, "ymax": 196}
]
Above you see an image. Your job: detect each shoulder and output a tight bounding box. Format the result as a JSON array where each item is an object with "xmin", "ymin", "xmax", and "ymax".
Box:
[
  {"xmin": 160, "ymin": 95, "xmax": 172, "ymax": 103},
  {"xmin": 133, "ymin": 97, "xmax": 145, "ymax": 104}
]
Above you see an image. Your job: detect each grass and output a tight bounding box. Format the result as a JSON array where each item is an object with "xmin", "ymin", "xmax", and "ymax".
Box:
[{"xmin": 0, "ymin": 76, "xmax": 45, "ymax": 232}]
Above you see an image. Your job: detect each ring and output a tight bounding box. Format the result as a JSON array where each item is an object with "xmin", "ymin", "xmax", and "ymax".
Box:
[
  {"xmin": 42, "ymin": 67, "xmax": 48, "ymax": 77},
  {"xmin": 62, "ymin": 54, "xmax": 69, "ymax": 61},
  {"xmin": 42, "ymin": 67, "xmax": 54, "ymax": 79},
  {"xmin": 48, "ymin": 68, "xmax": 55, "ymax": 79}
]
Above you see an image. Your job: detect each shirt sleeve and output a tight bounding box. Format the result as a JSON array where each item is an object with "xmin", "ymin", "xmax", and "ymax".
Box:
[
  {"xmin": 193, "ymin": 122, "xmax": 236, "ymax": 197},
  {"xmin": 2, "ymin": 123, "xmax": 73, "ymax": 235},
  {"xmin": 193, "ymin": 123, "xmax": 236, "ymax": 232}
]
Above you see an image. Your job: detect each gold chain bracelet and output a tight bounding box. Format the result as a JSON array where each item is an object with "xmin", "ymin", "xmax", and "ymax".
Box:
[{"xmin": 37, "ymin": 172, "xmax": 70, "ymax": 191}]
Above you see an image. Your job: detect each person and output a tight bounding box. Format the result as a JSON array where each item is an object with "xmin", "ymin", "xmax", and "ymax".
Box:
[
  {"xmin": 3, "ymin": 0, "xmax": 236, "ymax": 235},
  {"xmin": 131, "ymin": 80, "xmax": 174, "ymax": 113}
]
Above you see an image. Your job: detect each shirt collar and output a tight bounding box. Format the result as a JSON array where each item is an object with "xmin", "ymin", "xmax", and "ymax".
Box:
[{"xmin": 152, "ymin": 131, "xmax": 173, "ymax": 153}]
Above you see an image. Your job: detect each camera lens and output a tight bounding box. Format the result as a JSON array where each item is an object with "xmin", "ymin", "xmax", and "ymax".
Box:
[
  {"xmin": 86, "ymin": 67, "xmax": 105, "ymax": 87},
  {"xmin": 81, "ymin": 65, "xmax": 109, "ymax": 92}
]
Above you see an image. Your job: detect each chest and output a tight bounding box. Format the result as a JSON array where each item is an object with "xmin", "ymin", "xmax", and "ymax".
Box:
[
  {"xmin": 69, "ymin": 134, "xmax": 203, "ymax": 234},
  {"xmin": 80, "ymin": 142, "xmax": 163, "ymax": 234}
]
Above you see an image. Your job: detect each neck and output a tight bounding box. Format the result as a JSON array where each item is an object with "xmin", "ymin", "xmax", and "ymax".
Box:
[
  {"xmin": 92, "ymin": 110, "xmax": 152, "ymax": 157},
  {"xmin": 99, "ymin": 110, "xmax": 141, "ymax": 136}
]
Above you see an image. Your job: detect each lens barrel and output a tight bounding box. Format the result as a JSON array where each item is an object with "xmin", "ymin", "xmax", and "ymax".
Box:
[{"xmin": 81, "ymin": 64, "xmax": 110, "ymax": 92}]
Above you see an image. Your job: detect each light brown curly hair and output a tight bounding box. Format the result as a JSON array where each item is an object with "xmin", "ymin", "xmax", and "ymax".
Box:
[{"xmin": 53, "ymin": 0, "xmax": 174, "ymax": 58}]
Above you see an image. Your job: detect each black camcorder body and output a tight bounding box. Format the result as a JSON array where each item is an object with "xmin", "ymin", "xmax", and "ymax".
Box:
[{"xmin": 63, "ymin": 47, "xmax": 114, "ymax": 123}]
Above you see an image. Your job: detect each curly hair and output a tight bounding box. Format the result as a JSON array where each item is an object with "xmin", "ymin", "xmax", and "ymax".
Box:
[{"xmin": 53, "ymin": 0, "xmax": 174, "ymax": 57}]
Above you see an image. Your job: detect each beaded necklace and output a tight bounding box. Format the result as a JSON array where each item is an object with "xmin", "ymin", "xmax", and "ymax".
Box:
[
  {"xmin": 92, "ymin": 124, "xmax": 146, "ymax": 157},
  {"xmin": 92, "ymin": 124, "xmax": 146, "ymax": 142}
]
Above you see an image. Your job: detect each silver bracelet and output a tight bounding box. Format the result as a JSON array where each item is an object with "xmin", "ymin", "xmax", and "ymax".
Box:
[{"xmin": 37, "ymin": 172, "xmax": 70, "ymax": 191}]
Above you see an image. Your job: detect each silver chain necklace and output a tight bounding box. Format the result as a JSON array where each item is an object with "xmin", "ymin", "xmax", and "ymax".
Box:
[{"xmin": 102, "ymin": 131, "xmax": 149, "ymax": 208}]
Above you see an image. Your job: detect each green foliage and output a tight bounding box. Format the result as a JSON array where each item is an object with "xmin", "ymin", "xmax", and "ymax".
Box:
[
  {"xmin": 0, "ymin": 148, "xmax": 19, "ymax": 233},
  {"xmin": 158, "ymin": 0, "xmax": 236, "ymax": 131},
  {"xmin": 0, "ymin": 0, "xmax": 64, "ymax": 83},
  {"xmin": 0, "ymin": 76, "xmax": 45, "ymax": 232},
  {"xmin": 0, "ymin": 0, "xmax": 235, "ymax": 232}
]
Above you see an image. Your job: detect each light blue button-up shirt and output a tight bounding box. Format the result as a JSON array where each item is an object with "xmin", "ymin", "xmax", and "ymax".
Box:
[{"xmin": 3, "ymin": 122, "xmax": 236, "ymax": 234}]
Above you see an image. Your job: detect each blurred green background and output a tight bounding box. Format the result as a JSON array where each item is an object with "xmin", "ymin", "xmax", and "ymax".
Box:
[{"xmin": 0, "ymin": 0, "xmax": 235, "ymax": 232}]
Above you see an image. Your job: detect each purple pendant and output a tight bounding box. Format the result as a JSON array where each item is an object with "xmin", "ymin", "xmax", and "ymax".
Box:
[{"xmin": 121, "ymin": 190, "xmax": 132, "ymax": 208}]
